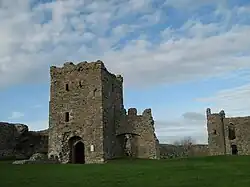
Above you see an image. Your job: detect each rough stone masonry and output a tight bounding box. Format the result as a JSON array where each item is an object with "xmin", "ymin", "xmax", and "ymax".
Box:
[
  {"xmin": 0, "ymin": 122, "xmax": 48, "ymax": 160},
  {"xmin": 206, "ymin": 108, "xmax": 250, "ymax": 156},
  {"xmin": 48, "ymin": 60, "xmax": 160, "ymax": 163}
]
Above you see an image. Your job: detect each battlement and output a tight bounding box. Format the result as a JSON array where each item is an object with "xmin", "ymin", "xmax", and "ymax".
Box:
[
  {"xmin": 128, "ymin": 108, "xmax": 137, "ymax": 116},
  {"xmin": 206, "ymin": 108, "xmax": 225, "ymax": 119},
  {"xmin": 117, "ymin": 107, "xmax": 155, "ymax": 135},
  {"xmin": 50, "ymin": 60, "xmax": 123, "ymax": 84},
  {"xmin": 127, "ymin": 108, "xmax": 153, "ymax": 118},
  {"xmin": 207, "ymin": 108, "xmax": 250, "ymax": 120},
  {"xmin": 115, "ymin": 74, "xmax": 123, "ymax": 82},
  {"xmin": 50, "ymin": 60, "xmax": 107, "ymax": 76}
]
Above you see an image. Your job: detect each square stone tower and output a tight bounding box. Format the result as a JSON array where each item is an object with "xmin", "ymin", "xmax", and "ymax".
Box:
[
  {"xmin": 206, "ymin": 108, "xmax": 226, "ymax": 155},
  {"xmin": 48, "ymin": 60, "xmax": 124, "ymax": 164},
  {"xmin": 206, "ymin": 108, "xmax": 250, "ymax": 156}
]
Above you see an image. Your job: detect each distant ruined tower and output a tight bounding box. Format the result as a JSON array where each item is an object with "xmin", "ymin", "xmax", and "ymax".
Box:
[
  {"xmin": 48, "ymin": 60, "xmax": 124, "ymax": 164},
  {"xmin": 206, "ymin": 108, "xmax": 226, "ymax": 155}
]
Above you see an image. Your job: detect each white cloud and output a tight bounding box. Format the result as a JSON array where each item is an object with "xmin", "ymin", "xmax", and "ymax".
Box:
[
  {"xmin": 182, "ymin": 112, "xmax": 205, "ymax": 121},
  {"xmin": 164, "ymin": 0, "xmax": 216, "ymax": 9},
  {"xmin": 155, "ymin": 112, "xmax": 207, "ymax": 144},
  {"xmin": 25, "ymin": 120, "xmax": 49, "ymax": 131},
  {"xmin": 196, "ymin": 83, "xmax": 250, "ymax": 117},
  {"xmin": 237, "ymin": 6, "xmax": 250, "ymax": 14},
  {"xmin": 8, "ymin": 111, "xmax": 25, "ymax": 119},
  {"xmin": 0, "ymin": 0, "xmax": 249, "ymax": 89},
  {"xmin": 190, "ymin": 82, "xmax": 250, "ymax": 143}
]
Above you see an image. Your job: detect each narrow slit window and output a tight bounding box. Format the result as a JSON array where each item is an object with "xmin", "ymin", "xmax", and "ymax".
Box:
[
  {"xmin": 65, "ymin": 84, "xmax": 69, "ymax": 91},
  {"xmin": 93, "ymin": 88, "xmax": 97, "ymax": 97},
  {"xmin": 228, "ymin": 127, "xmax": 236, "ymax": 140},
  {"xmin": 65, "ymin": 112, "xmax": 69, "ymax": 122},
  {"xmin": 79, "ymin": 81, "xmax": 82, "ymax": 88}
]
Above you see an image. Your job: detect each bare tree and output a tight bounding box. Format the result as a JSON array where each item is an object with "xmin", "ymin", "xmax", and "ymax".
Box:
[
  {"xmin": 173, "ymin": 136, "xmax": 195, "ymax": 147},
  {"xmin": 172, "ymin": 136, "xmax": 196, "ymax": 157}
]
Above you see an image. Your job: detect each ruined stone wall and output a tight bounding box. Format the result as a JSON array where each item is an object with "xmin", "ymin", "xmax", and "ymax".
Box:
[
  {"xmin": 207, "ymin": 108, "xmax": 250, "ymax": 156},
  {"xmin": 155, "ymin": 134, "xmax": 161, "ymax": 158},
  {"xmin": 49, "ymin": 61, "xmax": 105, "ymax": 163},
  {"xmin": 159, "ymin": 144, "xmax": 209, "ymax": 159},
  {"xmin": 206, "ymin": 108, "xmax": 226, "ymax": 155},
  {"xmin": 223, "ymin": 116, "xmax": 250, "ymax": 155},
  {"xmin": 0, "ymin": 122, "xmax": 18, "ymax": 158},
  {"xmin": 116, "ymin": 108, "xmax": 159, "ymax": 159},
  {"xmin": 23, "ymin": 131, "xmax": 48, "ymax": 156},
  {"xmin": 190, "ymin": 144, "xmax": 209, "ymax": 156},
  {"xmin": 101, "ymin": 69, "xmax": 124, "ymax": 160},
  {"xmin": 0, "ymin": 122, "xmax": 48, "ymax": 160}
]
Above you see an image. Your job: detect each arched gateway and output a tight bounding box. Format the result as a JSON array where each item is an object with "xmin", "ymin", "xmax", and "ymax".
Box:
[
  {"xmin": 68, "ymin": 136, "xmax": 85, "ymax": 164},
  {"xmin": 73, "ymin": 141, "xmax": 85, "ymax": 163}
]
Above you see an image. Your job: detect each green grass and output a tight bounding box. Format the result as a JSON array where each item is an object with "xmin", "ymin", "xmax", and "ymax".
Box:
[{"xmin": 1, "ymin": 156, "xmax": 250, "ymax": 187}]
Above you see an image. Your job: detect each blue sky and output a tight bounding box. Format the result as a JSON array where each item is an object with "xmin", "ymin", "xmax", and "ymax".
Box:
[{"xmin": 1, "ymin": 0, "xmax": 250, "ymax": 144}]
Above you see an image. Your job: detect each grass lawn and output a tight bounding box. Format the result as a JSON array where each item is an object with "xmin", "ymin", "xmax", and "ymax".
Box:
[{"xmin": 1, "ymin": 156, "xmax": 250, "ymax": 187}]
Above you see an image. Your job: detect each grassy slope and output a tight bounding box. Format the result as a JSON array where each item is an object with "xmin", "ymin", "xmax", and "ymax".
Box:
[{"xmin": 1, "ymin": 156, "xmax": 250, "ymax": 187}]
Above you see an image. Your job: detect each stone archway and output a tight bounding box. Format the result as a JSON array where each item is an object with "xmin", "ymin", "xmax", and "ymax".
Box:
[
  {"xmin": 73, "ymin": 141, "xmax": 85, "ymax": 164},
  {"xmin": 116, "ymin": 133, "xmax": 140, "ymax": 158},
  {"xmin": 68, "ymin": 136, "xmax": 85, "ymax": 164}
]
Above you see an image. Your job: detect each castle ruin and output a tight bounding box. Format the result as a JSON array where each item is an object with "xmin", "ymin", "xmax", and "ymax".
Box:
[
  {"xmin": 206, "ymin": 108, "xmax": 250, "ymax": 156},
  {"xmin": 0, "ymin": 122, "xmax": 48, "ymax": 159},
  {"xmin": 0, "ymin": 60, "xmax": 212, "ymax": 163},
  {"xmin": 48, "ymin": 60, "xmax": 160, "ymax": 163}
]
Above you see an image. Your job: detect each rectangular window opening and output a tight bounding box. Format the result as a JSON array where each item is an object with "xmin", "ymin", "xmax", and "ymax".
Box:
[
  {"xmin": 65, "ymin": 84, "xmax": 69, "ymax": 91},
  {"xmin": 65, "ymin": 112, "xmax": 69, "ymax": 122}
]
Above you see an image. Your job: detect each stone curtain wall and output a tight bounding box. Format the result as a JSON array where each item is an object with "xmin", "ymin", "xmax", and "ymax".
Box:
[
  {"xmin": 159, "ymin": 144, "xmax": 209, "ymax": 159},
  {"xmin": 224, "ymin": 116, "xmax": 250, "ymax": 155},
  {"xmin": 155, "ymin": 134, "xmax": 161, "ymax": 158},
  {"xmin": 0, "ymin": 122, "xmax": 17, "ymax": 158},
  {"xmin": 0, "ymin": 120, "xmax": 207, "ymax": 161},
  {"xmin": 116, "ymin": 108, "xmax": 160, "ymax": 159},
  {"xmin": 49, "ymin": 61, "xmax": 106, "ymax": 164},
  {"xmin": 207, "ymin": 108, "xmax": 250, "ymax": 156},
  {"xmin": 25, "ymin": 131, "xmax": 48, "ymax": 156},
  {"xmin": 0, "ymin": 122, "xmax": 48, "ymax": 160},
  {"xmin": 190, "ymin": 144, "xmax": 209, "ymax": 156}
]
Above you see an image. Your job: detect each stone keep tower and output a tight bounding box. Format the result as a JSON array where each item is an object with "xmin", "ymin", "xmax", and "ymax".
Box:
[
  {"xmin": 206, "ymin": 108, "xmax": 226, "ymax": 155},
  {"xmin": 48, "ymin": 60, "xmax": 124, "ymax": 164}
]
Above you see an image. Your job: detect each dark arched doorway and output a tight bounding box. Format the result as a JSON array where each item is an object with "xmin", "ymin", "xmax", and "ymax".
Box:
[
  {"xmin": 231, "ymin": 145, "xmax": 238, "ymax": 155},
  {"xmin": 73, "ymin": 141, "xmax": 85, "ymax": 164},
  {"xmin": 68, "ymin": 136, "xmax": 85, "ymax": 164}
]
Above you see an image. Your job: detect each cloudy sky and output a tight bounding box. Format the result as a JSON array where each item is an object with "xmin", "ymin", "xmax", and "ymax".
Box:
[{"xmin": 1, "ymin": 0, "xmax": 250, "ymax": 144}]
